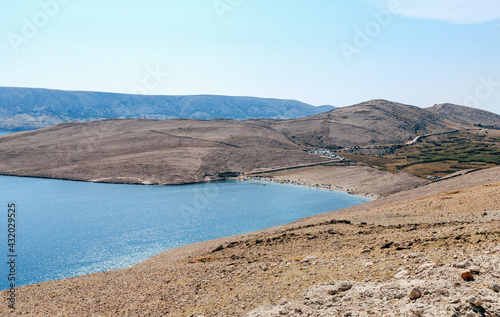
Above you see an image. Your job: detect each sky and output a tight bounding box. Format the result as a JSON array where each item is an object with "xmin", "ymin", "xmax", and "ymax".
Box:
[{"xmin": 1, "ymin": 0, "xmax": 499, "ymax": 113}]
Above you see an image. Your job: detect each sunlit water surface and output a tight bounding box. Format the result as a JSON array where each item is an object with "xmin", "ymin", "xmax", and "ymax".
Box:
[{"xmin": 0, "ymin": 176, "xmax": 370, "ymax": 289}]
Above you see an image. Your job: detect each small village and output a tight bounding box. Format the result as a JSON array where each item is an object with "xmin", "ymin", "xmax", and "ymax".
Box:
[{"xmin": 305, "ymin": 148, "xmax": 346, "ymax": 160}]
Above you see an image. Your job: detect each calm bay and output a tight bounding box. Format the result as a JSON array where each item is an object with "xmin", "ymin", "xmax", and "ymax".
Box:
[{"xmin": 0, "ymin": 175, "xmax": 370, "ymax": 289}]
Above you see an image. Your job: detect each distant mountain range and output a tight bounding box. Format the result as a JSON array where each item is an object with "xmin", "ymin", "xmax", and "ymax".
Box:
[{"xmin": 0, "ymin": 87, "xmax": 335, "ymax": 131}]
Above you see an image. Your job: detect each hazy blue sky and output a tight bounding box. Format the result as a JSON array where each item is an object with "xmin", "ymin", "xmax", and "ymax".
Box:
[{"xmin": 1, "ymin": 0, "xmax": 499, "ymax": 113}]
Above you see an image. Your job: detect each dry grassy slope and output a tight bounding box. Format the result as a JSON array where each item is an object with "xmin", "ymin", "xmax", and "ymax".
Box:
[
  {"xmin": 0, "ymin": 101, "xmax": 497, "ymax": 185},
  {"xmin": 271, "ymin": 100, "xmax": 457, "ymax": 148},
  {"xmin": 1, "ymin": 167, "xmax": 498, "ymax": 317},
  {"xmin": 0, "ymin": 119, "xmax": 330, "ymax": 184},
  {"xmin": 268, "ymin": 165, "xmax": 429, "ymax": 197},
  {"xmin": 297, "ymin": 166, "xmax": 500, "ymax": 227},
  {"xmin": 427, "ymin": 103, "xmax": 500, "ymax": 127}
]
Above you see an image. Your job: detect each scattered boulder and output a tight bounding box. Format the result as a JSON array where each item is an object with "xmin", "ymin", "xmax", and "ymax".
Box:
[
  {"xmin": 360, "ymin": 248, "xmax": 371, "ymax": 254},
  {"xmin": 416, "ymin": 263, "xmax": 435, "ymax": 273},
  {"xmin": 453, "ymin": 261, "xmax": 470, "ymax": 269},
  {"xmin": 327, "ymin": 281, "xmax": 354, "ymax": 295},
  {"xmin": 212, "ymin": 245, "xmax": 224, "ymax": 252},
  {"xmin": 468, "ymin": 297, "xmax": 483, "ymax": 307},
  {"xmin": 337, "ymin": 282, "xmax": 353, "ymax": 292},
  {"xmin": 461, "ymin": 271, "xmax": 474, "ymax": 281},
  {"xmin": 395, "ymin": 270, "xmax": 409, "ymax": 279},
  {"xmin": 381, "ymin": 241, "xmax": 394, "ymax": 249},
  {"xmin": 469, "ymin": 266, "xmax": 481, "ymax": 274},
  {"xmin": 489, "ymin": 283, "xmax": 500, "ymax": 292},
  {"xmin": 409, "ymin": 288, "xmax": 422, "ymax": 300},
  {"xmin": 246, "ymin": 245, "xmax": 500, "ymax": 316},
  {"xmin": 300, "ymin": 256, "xmax": 318, "ymax": 263}
]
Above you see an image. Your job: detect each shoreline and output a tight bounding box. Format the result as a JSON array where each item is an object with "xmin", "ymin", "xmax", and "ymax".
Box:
[
  {"xmin": 235, "ymin": 175, "xmax": 381, "ymax": 199},
  {"xmin": 0, "ymin": 173, "xmax": 380, "ymax": 199},
  {"xmin": 0, "ymin": 173, "xmax": 216, "ymax": 186}
]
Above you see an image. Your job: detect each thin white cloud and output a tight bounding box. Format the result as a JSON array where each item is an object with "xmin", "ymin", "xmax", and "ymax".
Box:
[{"xmin": 368, "ymin": 0, "xmax": 500, "ymax": 24}]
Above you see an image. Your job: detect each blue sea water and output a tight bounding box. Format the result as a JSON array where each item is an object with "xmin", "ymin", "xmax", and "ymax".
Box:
[{"xmin": 0, "ymin": 176, "xmax": 370, "ymax": 289}]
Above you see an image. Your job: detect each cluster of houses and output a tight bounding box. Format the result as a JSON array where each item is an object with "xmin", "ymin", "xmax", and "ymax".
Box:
[
  {"xmin": 427, "ymin": 175, "xmax": 442, "ymax": 180},
  {"xmin": 304, "ymin": 148, "xmax": 346, "ymax": 160}
]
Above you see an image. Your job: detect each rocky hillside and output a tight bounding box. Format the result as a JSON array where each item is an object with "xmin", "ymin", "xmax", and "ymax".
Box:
[
  {"xmin": 0, "ymin": 87, "xmax": 334, "ymax": 130},
  {"xmin": 0, "ymin": 119, "xmax": 331, "ymax": 185},
  {"xmin": 426, "ymin": 103, "xmax": 500, "ymax": 127},
  {"xmin": 0, "ymin": 100, "xmax": 499, "ymax": 185},
  {"xmin": 271, "ymin": 100, "xmax": 457, "ymax": 148}
]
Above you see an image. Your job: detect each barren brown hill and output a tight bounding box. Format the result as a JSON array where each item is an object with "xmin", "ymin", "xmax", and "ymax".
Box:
[
  {"xmin": 426, "ymin": 103, "xmax": 500, "ymax": 127},
  {"xmin": 0, "ymin": 119, "xmax": 331, "ymax": 184},
  {"xmin": 1, "ymin": 165, "xmax": 498, "ymax": 316},
  {"xmin": 300, "ymin": 166, "xmax": 500, "ymax": 226},
  {"xmin": 271, "ymin": 100, "xmax": 457, "ymax": 148},
  {"xmin": 267, "ymin": 164, "xmax": 429, "ymax": 197},
  {"xmin": 0, "ymin": 100, "xmax": 498, "ymax": 186}
]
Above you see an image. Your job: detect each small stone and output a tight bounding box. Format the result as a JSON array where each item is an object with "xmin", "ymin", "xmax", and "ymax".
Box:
[
  {"xmin": 340, "ymin": 282, "xmax": 353, "ymax": 291},
  {"xmin": 212, "ymin": 245, "xmax": 224, "ymax": 252},
  {"xmin": 381, "ymin": 241, "xmax": 394, "ymax": 249},
  {"xmin": 416, "ymin": 263, "xmax": 434, "ymax": 272},
  {"xmin": 409, "ymin": 288, "xmax": 422, "ymax": 300},
  {"xmin": 364, "ymin": 261, "xmax": 374, "ymax": 267},
  {"xmin": 489, "ymin": 283, "xmax": 500, "ymax": 292},
  {"xmin": 453, "ymin": 262, "xmax": 469, "ymax": 269},
  {"xmin": 330, "ymin": 282, "xmax": 354, "ymax": 294},
  {"xmin": 411, "ymin": 309, "xmax": 424, "ymax": 317},
  {"xmin": 468, "ymin": 297, "xmax": 483, "ymax": 307},
  {"xmin": 461, "ymin": 271, "xmax": 474, "ymax": 281},
  {"xmin": 395, "ymin": 270, "xmax": 409, "ymax": 279},
  {"xmin": 327, "ymin": 289, "xmax": 338, "ymax": 295},
  {"xmin": 300, "ymin": 256, "xmax": 318, "ymax": 263},
  {"xmin": 468, "ymin": 266, "xmax": 481, "ymax": 274}
]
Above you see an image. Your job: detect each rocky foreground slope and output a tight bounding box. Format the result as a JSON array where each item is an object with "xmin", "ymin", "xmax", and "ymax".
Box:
[
  {"xmin": 248, "ymin": 249, "xmax": 500, "ymax": 316},
  {"xmin": 1, "ymin": 167, "xmax": 498, "ymax": 316}
]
